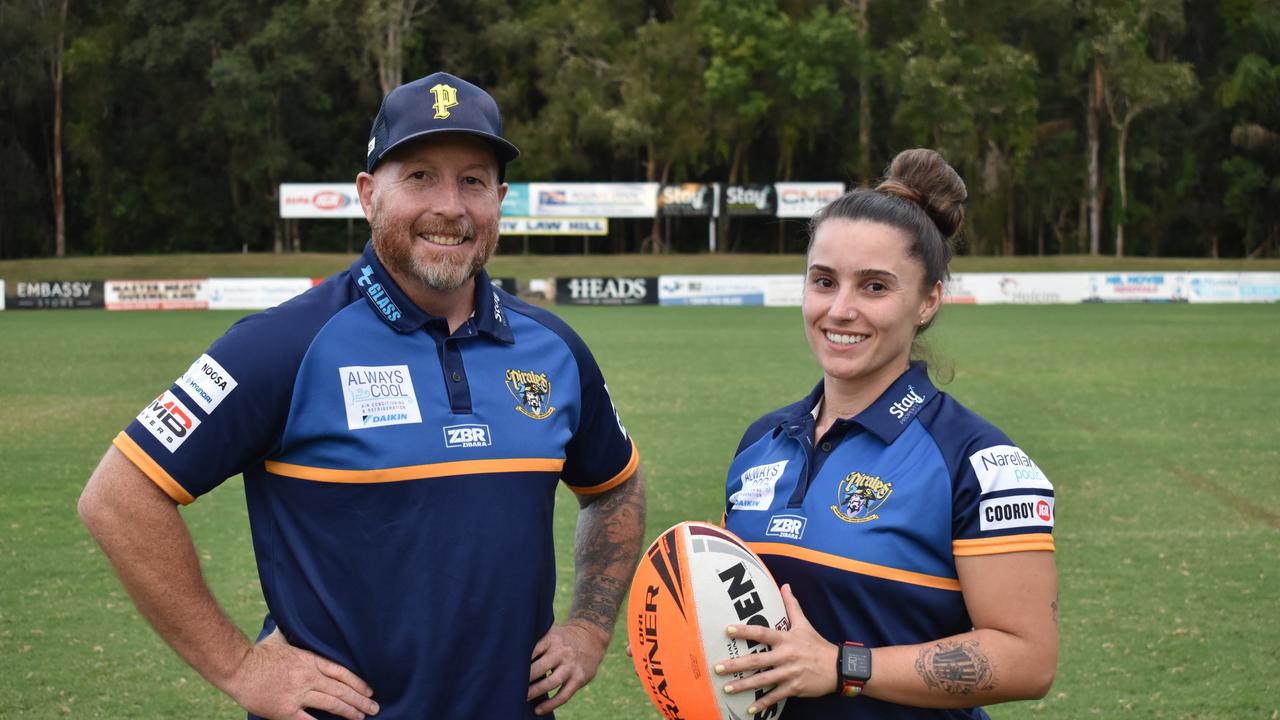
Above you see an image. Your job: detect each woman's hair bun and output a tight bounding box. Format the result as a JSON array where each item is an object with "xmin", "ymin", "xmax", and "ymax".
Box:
[{"xmin": 875, "ymin": 148, "xmax": 967, "ymax": 239}]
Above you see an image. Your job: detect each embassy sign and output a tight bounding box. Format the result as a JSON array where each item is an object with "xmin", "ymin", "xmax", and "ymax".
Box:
[
  {"xmin": 7, "ymin": 280, "xmax": 104, "ymax": 309},
  {"xmin": 555, "ymin": 277, "xmax": 658, "ymax": 306}
]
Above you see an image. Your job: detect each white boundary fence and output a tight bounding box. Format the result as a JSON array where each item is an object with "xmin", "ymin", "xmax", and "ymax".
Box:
[{"xmin": 3, "ymin": 272, "xmax": 1277, "ymax": 311}]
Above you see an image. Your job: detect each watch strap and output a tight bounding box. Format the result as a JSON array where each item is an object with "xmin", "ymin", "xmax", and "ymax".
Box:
[{"xmin": 838, "ymin": 641, "xmax": 871, "ymax": 698}]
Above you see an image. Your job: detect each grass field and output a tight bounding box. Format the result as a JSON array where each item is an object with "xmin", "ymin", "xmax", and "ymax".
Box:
[{"xmin": 2, "ymin": 300, "xmax": 1278, "ymax": 719}]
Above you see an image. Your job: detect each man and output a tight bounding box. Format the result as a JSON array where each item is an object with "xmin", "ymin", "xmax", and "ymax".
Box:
[{"xmin": 78, "ymin": 72, "xmax": 646, "ymax": 719}]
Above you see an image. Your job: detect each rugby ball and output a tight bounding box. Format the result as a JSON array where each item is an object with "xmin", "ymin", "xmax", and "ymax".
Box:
[{"xmin": 627, "ymin": 521, "xmax": 789, "ymax": 720}]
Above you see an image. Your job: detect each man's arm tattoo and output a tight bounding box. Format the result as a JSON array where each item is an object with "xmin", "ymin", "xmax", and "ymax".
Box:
[
  {"xmin": 914, "ymin": 640, "xmax": 997, "ymax": 695},
  {"xmin": 570, "ymin": 473, "xmax": 646, "ymax": 634}
]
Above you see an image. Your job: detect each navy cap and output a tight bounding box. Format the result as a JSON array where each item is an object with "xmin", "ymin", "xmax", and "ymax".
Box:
[{"xmin": 366, "ymin": 72, "xmax": 520, "ymax": 178}]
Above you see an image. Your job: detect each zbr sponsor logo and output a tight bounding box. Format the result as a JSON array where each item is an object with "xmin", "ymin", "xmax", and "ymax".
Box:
[
  {"xmin": 136, "ymin": 390, "xmax": 201, "ymax": 452},
  {"xmin": 444, "ymin": 423, "xmax": 492, "ymax": 448},
  {"xmin": 766, "ymin": 514, "xmax": 807, "ymax": 540},
  {"xmin": 176, "ymin": 354, "xmax": 237, "ymax": 413},
  {"xmin": 968, "ymin": 444, "xmax": 1053, "ymax": 495},
  {"xmin": 729, "ymin": 460, "xmax": 788, "ymax": 511},
  {"xmin": 979, "ymin": 494, "xmax": 1055, "ymax": 531},
  {"xmin": 339, "ymin": 365, "xmax": 423, "ymax": 430}
]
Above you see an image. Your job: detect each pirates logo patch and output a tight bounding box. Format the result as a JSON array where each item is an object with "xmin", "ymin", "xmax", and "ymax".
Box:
[
  {"xmin": 831, "ymin": 470, "xmax": 893, "ymax": 523},
  {"xmin": 505, "ymin": 369, "xmax": 555, "ymax": 420}
]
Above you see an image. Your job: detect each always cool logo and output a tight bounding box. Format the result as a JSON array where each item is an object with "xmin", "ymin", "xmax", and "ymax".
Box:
[{"xmin": 339, "ymin": 365, "xmax": 422, "ymax": 430}]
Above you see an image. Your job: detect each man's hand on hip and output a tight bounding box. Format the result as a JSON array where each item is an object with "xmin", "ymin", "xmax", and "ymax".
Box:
[
  {"xmin": 527, "ymin": 619, "xmax": 610, "ymax": 716},
  {"xmin": 225, "ymin": 629, "xmax": 379, "ymax": 720}
]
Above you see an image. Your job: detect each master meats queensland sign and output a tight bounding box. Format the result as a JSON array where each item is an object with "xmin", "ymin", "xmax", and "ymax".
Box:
[
  {"xmin": 105, "ymin": 280, "xmax": 209, "ymax": 310},
  {"xmin": 279, "ymin": 183, "xmax": 365, "ymax": 219}
]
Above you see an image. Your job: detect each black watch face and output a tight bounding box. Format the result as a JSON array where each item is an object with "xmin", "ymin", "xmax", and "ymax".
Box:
[{"xmin": 842, "ymin": 646, "xmax": 872, "ymax": 681}]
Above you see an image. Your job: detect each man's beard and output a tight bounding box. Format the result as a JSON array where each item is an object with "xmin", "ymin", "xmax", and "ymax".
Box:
[{"xmin": 370, "ymin": 205, "xmax": 497, "ymax": 293}]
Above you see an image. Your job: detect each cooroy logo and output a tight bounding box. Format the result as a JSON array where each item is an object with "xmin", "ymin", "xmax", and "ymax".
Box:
[{"xmin": 978, "ymin": 494, "xmax": 1055, "ymax": 531}]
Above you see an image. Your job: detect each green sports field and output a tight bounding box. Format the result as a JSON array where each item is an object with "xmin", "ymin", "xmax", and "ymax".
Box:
[{"xmin": 1, "ymin": 302, "xmax": 1277, "ymax": 718}]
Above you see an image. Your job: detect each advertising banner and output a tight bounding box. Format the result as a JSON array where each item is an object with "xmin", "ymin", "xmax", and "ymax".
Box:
[
  {"xmin": 0, "ymin": 280, "xmax": 5, "ymax": 310},
  {"xmin": 1239, "ymin": 272, "xmax": 1280, "ymax": 302},
  {"xmin": 499, "ymin": 218, "xmax": 609, "ymax": 236},
  {"xmin": 944, "ymin": 273, "xmax": 1094, "ymax": 305},
  {"xmin": 555, "ymin": 277, "xmax": 658, "ymax": 305},
  {"xmin": 207, "ymin": 278, "xmax": 313, "ymax": 310},
  {"xmin": 1086, "ymin": 273, "xmax": 1188, "ymax": 303},
  {"xmin": 530, "ymin": 183, "xmax": 660, "ymax": 218},
  {"xmin": 501, "ymin": 183, "xmax": 530, "ymax": 216},
  {"xmin": 722, "ymin": 185, "xmax": 776, "ymax": 216},
  {"xmin": 5, "ymin": 280, "xmax": 104, "ymax": 309},
  {"xmin": 490, "ymin": 277, "xmax": 518, "ymax": 293},
  {"xmin": 761, "ymin": 275, "xmax": 805, "ymax": 307},
  {"xmin": 658, "ymin": 184, "xmax": 714, "ymax": 216},
  {"xmin": 774, "ymin": 182, "xmax": 845, "ymax": 218},
  {"xmin": 659, "ymin": 275, "xmax": 803, "ymax": 306},
  {"xmin": 1186, "ymin": 273, "xmax": 1241, "ymax": 304},
  {"xmin": 105, "ymin": 279, "xmax": 209, "ymax": 310},
  {"xmin": 279, "ymin": 183, "xmax": 365, "ymax": 219}
]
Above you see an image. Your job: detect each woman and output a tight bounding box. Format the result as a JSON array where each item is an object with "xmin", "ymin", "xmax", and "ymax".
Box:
[{"xmin": 715, "ymin": 149, "xmax": 1058, "ymax": 719}]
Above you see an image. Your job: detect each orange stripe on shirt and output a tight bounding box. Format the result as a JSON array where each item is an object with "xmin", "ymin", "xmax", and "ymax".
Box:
[
  {"xmin": 747, "ymin": 541, "xmax": 963, "ymax": 592},
  {"xmin": 113, "ymin": 432, "xmax": 196, "ymax": 506},
  {"xmin": 952, "ymin": 533, "xmax": 1055, "ymax": 556},
  {"xmin": 569, "ymin": 439, "xmax": 640, "ymax": 496},
  {"xmin": 264, "ymin": 457, "xmax": 566, "ymax": 484}
]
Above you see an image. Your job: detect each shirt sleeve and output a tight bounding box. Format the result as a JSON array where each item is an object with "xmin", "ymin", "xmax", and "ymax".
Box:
[
  {"xmin": 558, "ymin": 338, "xmax": 637, "ymax": 496},
  {"xmin": 951, "ymin": 430, "xmax": 1056, "ymax": 557},
  {"xmin": 115, "ymin": 303, "xmax": 322, "ymax": 504}
]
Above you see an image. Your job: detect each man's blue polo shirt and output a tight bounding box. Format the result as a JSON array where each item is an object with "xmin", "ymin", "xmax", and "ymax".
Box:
[
  {"xmin": 724, "ymin": 364, "xmax": 1054, "ymax": 719},
  {"xmin": 116, "ymin": 242, "xmax": 638, "ymax": 718}
]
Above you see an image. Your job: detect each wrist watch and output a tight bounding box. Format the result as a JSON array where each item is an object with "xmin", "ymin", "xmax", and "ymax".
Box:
[{"xmin": 838, "ymin": 641, "xmax": 872, "ymax": 698}]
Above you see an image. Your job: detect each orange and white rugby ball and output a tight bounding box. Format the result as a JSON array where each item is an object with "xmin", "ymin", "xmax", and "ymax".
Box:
[{"xmin": 627, "ymin": 521, "xmax": 790, "ymax": 720}]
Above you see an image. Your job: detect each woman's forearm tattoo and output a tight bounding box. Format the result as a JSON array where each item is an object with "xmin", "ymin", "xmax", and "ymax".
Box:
[{"xmin": 915, "ymin": 640, "xmax": 996, "ymax": 695}]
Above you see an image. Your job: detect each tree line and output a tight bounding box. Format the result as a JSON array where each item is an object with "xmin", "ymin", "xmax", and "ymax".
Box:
[{"xmin": 2, "ymin": 0, "xmax": 1277, "ymax": 259}]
